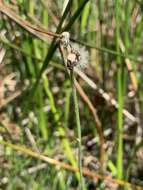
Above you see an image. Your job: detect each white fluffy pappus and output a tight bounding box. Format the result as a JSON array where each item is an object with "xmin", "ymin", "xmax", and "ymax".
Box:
[{"xmin": 71, "ymin": 43, "xmax": 89, "ymax": 70}]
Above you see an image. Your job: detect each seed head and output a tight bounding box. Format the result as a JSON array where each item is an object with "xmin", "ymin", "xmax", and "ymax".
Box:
[
  {"xmin": 72, "ymin": 44, "xmax": 89, "ymax": 70},
  {"xmin": 60, "ymin": 32, "xmax": 70, "ymax": 47},
  {"xmin": 67, "ymin": 49, "xmax": 81, "ymax": 70}
]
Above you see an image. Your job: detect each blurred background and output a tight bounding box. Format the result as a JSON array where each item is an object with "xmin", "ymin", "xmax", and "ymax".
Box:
[{"xmin": 0, "ymin": 0, "xmax": 143, "ymax": 189}]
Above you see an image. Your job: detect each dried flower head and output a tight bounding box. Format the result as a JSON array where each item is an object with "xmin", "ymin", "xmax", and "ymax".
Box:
[
  {"xmin": 66, "ymin": 48, "xmax": 81, "ymax": 70},
  {"xmin": 60, "ymin": 31, "xmax": 89, "ymax": 71},
  {"xmin": 60, "ymin": 32, "xmax": 70, "ymax": 48}
]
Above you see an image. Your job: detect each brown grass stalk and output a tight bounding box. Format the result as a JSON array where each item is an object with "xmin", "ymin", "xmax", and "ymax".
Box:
[{"xmin": 0, "ymin": 140, "xmax": 143, "ymax": 190}]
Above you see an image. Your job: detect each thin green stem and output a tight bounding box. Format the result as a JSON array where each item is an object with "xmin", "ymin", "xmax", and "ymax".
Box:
[
  {"xmin": 122, "ymin": 0, "xmax": 130, "ymax": 95},
  {"xmin": 71, "ymin": 38, "xmax": 142, "ymax": 64},
  {"xmin": 70, "ymin": 70, "xmax": 84, "ymax": 190},
  {"xmin": 1, "ymin": 35, "xmax": 142, "ymax": 65},
  {"xmin": 97, "ymin": 0, "xmax": 105, "ymax": 89},
  {"xmin": 115, "ymin": 0, "xmax": 123, "ymax": 179}
]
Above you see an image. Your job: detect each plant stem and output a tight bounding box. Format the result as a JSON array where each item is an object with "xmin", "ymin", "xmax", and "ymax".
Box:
[
  {"xmin": 115, "ymin": 0, "xmax": 123, "ymax": 179},
  {"xmin": 70, "ymin": 70, "xmax": 84, "ymax": 190}
]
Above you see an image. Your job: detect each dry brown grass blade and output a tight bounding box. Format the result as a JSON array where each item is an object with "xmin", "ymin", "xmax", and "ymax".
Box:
[
  {"xmin": 125, "ymin": 58, "xmax": 138, "ymax": 92},
  {"xmin": 75, "ymin": 80, "xmax": 105, "ymax": 169},
  {"xmin": 119, "ymin": 39, "xmax": 138, "ymax": 92},
  {"xmin": 0, "ymin": 88, "xmax": 25, "ymax": 109},
  {"xmin": 75, "ymin": 68, "xmax": 137, "ymax": 125},
  {"xmin": 0, "ymin": 46, "xmax": 6, "ymax": 64},
  {"xmin": 0, "ymin": 140, "xmax": 143, "ymax": 190},
  {"xmin": 0, "ymin": 2, "xmax": 60, "ymax": 41},
  {"xmin": 0, "ymin": 114, "xmax": 21, "ymax": 140}
]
